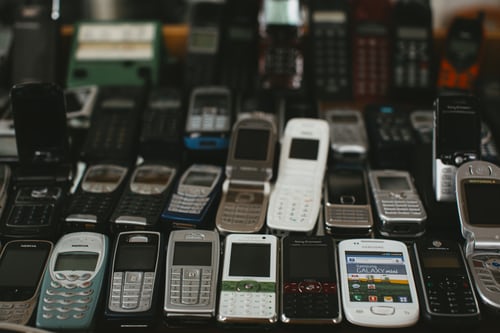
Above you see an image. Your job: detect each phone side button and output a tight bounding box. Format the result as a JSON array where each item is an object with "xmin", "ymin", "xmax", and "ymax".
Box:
[{"xmin": 370, "ymin": 306, "xmax": 395, "ymax": 316}]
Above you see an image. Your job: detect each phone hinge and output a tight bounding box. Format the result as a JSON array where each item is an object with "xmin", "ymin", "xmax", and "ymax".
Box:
[{"xmin": 466, "ymin": 238, "xmax": 500, "ymax": 256}]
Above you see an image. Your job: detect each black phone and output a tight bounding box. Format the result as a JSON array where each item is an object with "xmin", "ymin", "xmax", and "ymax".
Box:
[
  {"xmin": 104, "ymin": 231, "xmax": 164, "ymax": 328},
  {"xmin": 412, "ymin": 238, "xmax": 481, "ymax": 324},
  {"xmin": 281, "ymin": 235, "xmax": 341, "ymax": 325},
  {"xmin": 308, "ymin": 0, "xmax": 351, "ymax": 99},
  {"xmin": 80, "ymin": 86, "xmax": 145, "ymax": 165}
]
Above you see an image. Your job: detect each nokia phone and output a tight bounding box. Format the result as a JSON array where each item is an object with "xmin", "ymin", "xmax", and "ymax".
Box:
[
  {"xmin": 456, "ymin": 160, "xmax": 500, "ymax": 310},
  {"xmin": 324, "ymin": 165, "xmax": 373, "ymax": 237},
  {"xmin": 164, "ymin": 229, "xmax": 220, "ymax": 322},
  {"xmin": 216, "ymin": 112, "xmax": 277, "ymax": 234},
  {"xmin": 338, "ymin": 238, "xmax": 419, "ymax": 328},
  {"xmin": 281, "ymin": 235, "xmax": 341, "ymax": 325},
  {"xmin": 184, "ymin": 86, "xmax": 232, "ymax": 150},
  {"xmin": 412, "ymin": 237, "xmax": 481, "ymax": 324},
  {"xmin": 266, "ymin": 118, "xmax": 329, "ymax": 234},
  {"xmin": 105, "ymin": 231, "xmax": 164, "ymax": 328},
  {"xmin": 217, "ymin": 233, "xmax": 278, "ymax": 325},
  {"xmin": 433, "ymin": 95, "xmax": 481, "ymax": 202},
  {"xmin": 64, "ymin": 164, "xmax": 129, "ymax": 234},
  {"xmin": 368, "ymin": 169, "xmax": 427, "ymax": 238},
  {"xmin": 0, "ymin": 239, "xmax": 52, "ymax": 325},
  {"xmin": 36, "ymin": 232, "xmax": 109, "ymax": 331},
  {"xmin": 323, "ymin": 108, "xmax": 368, "ymax": 162},
  {"xmin": 161, "ymin": 164, "xmax": 223, "ymax": 230},
  {"xmin": 110, "ymin": 163, "xmax": 177, "ymax": 232}
]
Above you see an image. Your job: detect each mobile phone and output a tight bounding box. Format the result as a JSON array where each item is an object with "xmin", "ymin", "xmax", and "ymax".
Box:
[
  {"xmin": 80, "ymin": 86, "xmax": 145, "ymax": 164},
  {"xmin": 139, "ymin": 87, "xmax": 184, "ymax": 161},
  {"xmin": 64, "ymin": 164, "xmax": 129, "ymax": 234},
  {"xmin": 258, "ymin": 0, "xmax": 305, "ymax": 91},
  {"xmin": 368, "ymin": 169, "xmax": 427, "ymax": 238},
  {"xmin": 0, "ymin": 239, "xmax": 52, "ymax": 325},
  {"xmin": 412, "ymin": 237, "xmax": 481, "ymax": 324},
  {"xmin": 410, "ymin": 109, "xmax": 433, "ymax": 144},
  {"xmin": 455, "ymin": 160, "xmax": 500, "ymax": 310},
  {"xmin": 338, "ymin": 238, "xmax": 420, "ymax": 328},
  {"xmin": 391, "ymin": 0, "xmax": 434, "ymax": 100},
  {"xmin": 35, "ymin": 232, "xmax": 109, "ymax": 331},
  {"xmin": 216, "ymin": 112, "xmax": 277, "ymax": 234},
  {"xmin": 323, "ymin": 108, "xmax": 368, "ymax": 162},
  {"xmin": 480, "ymin": 121, "xmax": 499, "ymax": 164},
  {"xmin": 105, "ymin": 231, "xmax": 164, "ymax": 328},
  {"xmin": 308, "ymin": 0, "xmax": 351, "ymax": 99},
  {"xmin": 184, "ymin": 86, "xmax": 232, "ymax": 151},
  {"xmin": 437, "ymin": 13, "xmax": 484, "ymax": 93},
  {"xmin": 161, "ymin": 164, "xmax": 223, "ymax": 230},
  {"xmin": 64, "ymin": 85, "xmax": 98, "ymax": 129},
  {"xmin": 110, "ymin": 163, "xmax": 177, "ymax": 232},
  {"xmin": 164, "ymin": 229, "xmax": 220, "ymax": 322},
  {"xmin": 281, "ymin": 235, "xmax": 341, "ymax": 325},
  {"xmin": 351, "ymin": 0, "xmax": 391, "ymax": 100},
  {"xmin": 266, "ymin": 118, "xmax": 329, "ymax": 234},
  {"xmin": 364, "ymin": 104, "xmax": 416, "ymax": 169},
  {"xmin": 184, "ymin": 0, "xmax": 224, "ymax": 88},
  {"xmin": 433, "ymin": 95, "xmax": 481, "ymax": 202},
  {"xmin": 324, "ymin": 165, "xmax": 373, "ymax": 237},
  {"xmin": 217, "ymin": 233, "xmax": 278, "ymax": 325}
]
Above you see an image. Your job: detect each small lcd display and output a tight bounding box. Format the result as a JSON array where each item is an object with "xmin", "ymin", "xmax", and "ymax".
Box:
[
  {"xmin": 229, "ymin": 243, "xmax": 270, "ymax": 277},
  {"xmin": 464, "ymin": 180, "xmax": 500, "ymax": 226},
  {"xmin": 173, "ymin": 242, "xmax": 212, "ymax": 266},
  {"xmin": 328, "ymin": 169, "xmax": 367, "ymax": 205},
  {"xmin": 288, "ymin": 245, "xmax": 330, "ymax": 279},
  {"xmin": 54, "ymin": 253, "xmax": 99, "ymax": 271},
  {"xmin": 234, "ymin": 128, "xmax": 270, "ymax": 161},
  {"xmin": 330, "ymin": 114, "xmax": 358, "ymax": 124},
  {"xmin": 0, "ymin": 247, "xmax": 50, "ymax": 288},
  {"xmin": 438, "ymin": 109, "xmax": 479, "ymax": 155},
  {"xmin": 115, "ymin": 244, "xmax": 157, "ymax": 271},
  {"xmin": 289, "ymin": 138, "xmax": 319, "ymax": 160},
  {"xmin": 422, "ymin": 256, "xmax": 461, "ymax": 269},
  {"xmin": 183, "ymin": 171, "xmax": 217, "ymax": 187},
  {"xmin": 85, "ymin": 167, "xmax": 123, "ymax": 184},
  {"xmin": 377, "ymin": 176, "xmax": 411, "ymax": 191},
  {"xmin": 397, "ymin": 27, "xmax": 427, "ymax": 39},
  {"xmin": 133, "ymin": 168, "xmax": 172, "ymax": 185}
]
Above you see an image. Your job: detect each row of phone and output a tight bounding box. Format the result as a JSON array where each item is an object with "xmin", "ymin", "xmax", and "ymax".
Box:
[{"xmin": 0, "ymin": 231, "xmax": 490, "ymax": 331}]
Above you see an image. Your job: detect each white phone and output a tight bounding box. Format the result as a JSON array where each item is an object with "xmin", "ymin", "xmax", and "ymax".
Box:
[
  {"xmin": 338, "ymin": 238, "xmax": 419, "ymax": 328},
  {"xmin": 217, "ymin": 234, "xmax": 278, "ymax": 325},
  {"xmin": 266, "ymin": 118, "xmax": 329, "ymax": 233}
]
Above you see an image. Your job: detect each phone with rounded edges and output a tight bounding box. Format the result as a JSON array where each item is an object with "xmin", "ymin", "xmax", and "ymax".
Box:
[{"xmin": 338, "ymin": 238, "xmax": 419, "ymax": 328}]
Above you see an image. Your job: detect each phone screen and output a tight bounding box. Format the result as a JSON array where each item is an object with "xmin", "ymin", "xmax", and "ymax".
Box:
[
  {"xmin": 173, "ymin": 242, "xmax": 212, "ymax": 266},
  {"xmin": 437, "ymin": 110, "xmax": 480, "ymax": 156},
  {"xmin": 287, "ymin": 244, "xmax": 331, "ymax": 280},
  {"xmin": 115, "ymin": 243, "xmax": 157, "ymax": 271},
  {"xmin": 344, "ymin": 251, "xmax": 413, "ymax": 303},
  {"xmin": 289, "ymin": 138, "xmax": 319, "ymax": 160},
  {"xmin": 229, "ymin": 243, "xmax": 270, "ymax": 277},
  {"xmin": 234, "ymin": 128, "xmax": 270, "ymax": 161},
  {"xmin": 328, "ymin": 169, "xmax": 367, "ymax": 205},
  {"xmin": 463, "ymin": 180, "xmax": 500, "ymax": 226}
]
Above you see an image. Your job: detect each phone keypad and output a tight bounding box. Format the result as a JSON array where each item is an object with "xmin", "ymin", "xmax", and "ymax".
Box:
[
  {"xmin": 381, "ymin": 199, "xmax": 423, "ymax": 216},
  {"xmin": 109, "ymin": 271, "xmax": 154, "ymax": 312},
  {"xmin": 169, "ymin": 268, "xmax": 212, "ymax": 306},
  {"xmin": 66, "ymin": 193, "xmax": 114, "ymax": 223},
  {"xmin": 114, "ymin": 194, "xmax": 165, "ymax": 222},
  {"xmin": 424, "ymin": 275, "xmax": 478, "ymax": 314},
  {"xmin": 219, "ymin": 291, "xmax": 275, "ymax": 318},
  {"xmin": 354, "ymin": 36, "xmax": 389, "ymax": 98},
  {"xmin": 167, "ymin": 194, "xmax": 210, "ymax": 216},
  {"xmin": 0, "ymin": 303, "xmax": 33, "ymax": 324},
  {"xmin": 328, "ymin": 207, "xmax": 370, "ymax": 223},
  {"xmin": 7, "ymin": 205, "xmax": 53, "ymax": 226},
  {"xmin": 265, "ymin": 47, "xmax": 300, "ymax": 76},
  {"xmin": 271, "ymin": 187, "xmax": 315, "ymax": 226},
  {"xmin": 220, "ymin": 202, "xmax": 262, "ymax": 226},
  {"xmin": 394, "ymin": 39, "xmax": 430, "ymax": 89},
  {"xmin": 471, "ymin": 255, "xmax": 500, "ymax": 293}
]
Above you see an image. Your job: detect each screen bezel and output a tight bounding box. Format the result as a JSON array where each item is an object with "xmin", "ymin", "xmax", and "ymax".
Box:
[{"xmin": 113, "ymin": 232, "xmax": 160, "ymax": 273}]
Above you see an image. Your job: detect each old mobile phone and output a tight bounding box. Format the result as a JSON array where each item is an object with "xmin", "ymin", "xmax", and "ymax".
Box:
[
  {"xmin": 0, "ymin": 239, "xmax": 52, "ymax": 325},
  {"xmin": 433, "ymin": 95, "xmax": 481, "ymax": 202},
  {"xmin": 410, "ymin": 109, "xmax": 434, "ymax": 144},
  {"xmin": 139, "ymin": 87, "xmax": 184, "ymax": 161},
  {"xmin": 324, "ymin": 165, "xmax": 373, "ymax": 237},
  {"xmin": 105, "ymin": 231, "xmax": 164, "ymax": 328},
  {"xmin": 184, "ymin": 86, "xmax": 232, "ymax": 150},
  {"xmin": 64, "ymin": 164, "xmax": 128, "ymax": 234},
  {"xmin": 80, "ymin": 86, "xmax": 145, "ymax": 164},
  {"xmin": 351, "ymin": 0, "xmax": 391, "ymax": 100},
  {"xmin": 456, "ymin": 160, "xmax": 500, "ymax": 310},
  {"xmin": 323, "ymin": 108, "xmax": 368, "ymax": 162},
  {"xmin": 437, "ymin": 13, "xmax": 484, "ymax": 93},
  {"xmin": 391, "ymin": 0, "xmax": 434, "ymax": 100},
  {"xmin": 308, "ymin": 0, "xmax": 351, "ymax": 99},
  {"xmin": 412, "ymin": 237, "xmax": 481, "ymax": 324},
  {"xmin": 266, "ymin": 118, "xmax": 329, "ymax": 234},
  {"xmin": 368, "ymin": 169, "xmax": 427, "ymax": 238},
  {"xmin": 184, "ymin": 0, "xmax": 224, "ymax": 88},
  {"xmin": 64, "ymin": 85, "xmax": 98, "ymax": 129},
  {"xmin": 110, "ymin": 163, "xmax": 177, "ymax": 232},
  {"xmin": 35, "ymin": 232, "xmax": 109, "ymax": 331},
  {"xmin": 281, "ymin": 235, "xmax": 341, "ymax": 325},
  {"xmin": 161, "ymin": 164, "xmax": 223, "ymax": 230},
  {"xmin": 216, "ymin": 112, "xmax": 277, "ymax": 234},
  {"xmin": 164, "ymin": 229, "xmax": 220, "ymax": 322},
  {"xmin": 258, "ymin": 0, "xmax": 305, "ymax": 91},
  {"xmin": 338, "ymin": 238, "xmax": 420, "ymax": 328},
  {"xmin": 364, "ymin": 104, "xmax": 416, "ymax": 169},
  {"xmin": 217, "ymin": 233, "xmax": 278, "ymax": 325}
]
